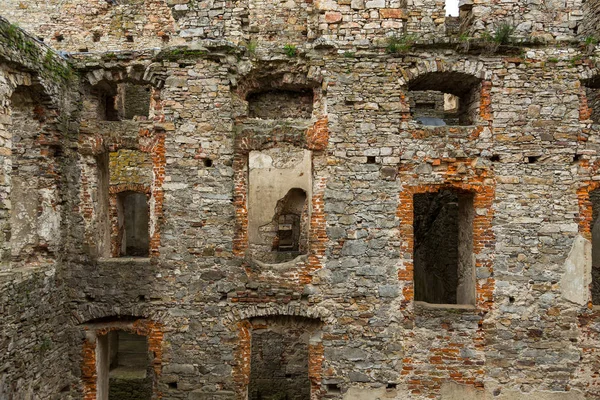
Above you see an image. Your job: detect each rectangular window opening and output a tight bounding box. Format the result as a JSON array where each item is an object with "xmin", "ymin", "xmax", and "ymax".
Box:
[
  {"xmin": 117, "ymin": 192, "xmax": 150, "ymax": 257},
  {"xmin": 413, "ymin": 189, "xmax": 475, "ymax": 305},
  {"xmin": 104, "ymin": 94, "xmax": 120, "ymax": 121},
  {"xmin": 585, "ymin": 86, "xmax": 600, "ymax": 124}
]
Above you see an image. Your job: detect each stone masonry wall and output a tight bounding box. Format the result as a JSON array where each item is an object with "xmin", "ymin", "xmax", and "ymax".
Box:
[
  {"xmin": 0, "ymin": 17, "xmax": 78, "ymax": 397},
  {"xmin": 4, "ymin": 3, "xmax": 600, "ymax": 400},
  {"xmin": 2, "ymin": 0, "xmax": 596, "ymax": 54},
  {"xmin": 2, "ymin": 0, "xmax": 177, "ymax": 53},
  {"xmin": 0, "ymin": 270, "xmax": 76, "ymax": 398}
]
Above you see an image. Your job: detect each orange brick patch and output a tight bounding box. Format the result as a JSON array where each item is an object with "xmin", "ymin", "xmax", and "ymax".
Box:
[{"xmin": 380, "ymin": 8, "xmax": 407, "ymax": 19}]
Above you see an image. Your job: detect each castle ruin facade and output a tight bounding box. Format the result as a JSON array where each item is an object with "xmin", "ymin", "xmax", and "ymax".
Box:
[{"xmin": 1, "ymin": 0, "xmax": 600, "ymax": 399}]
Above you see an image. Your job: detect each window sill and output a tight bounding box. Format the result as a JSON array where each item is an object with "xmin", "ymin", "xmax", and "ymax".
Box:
[
  {"xmin": 246, "ymin": 253, "xmax": 308, "ymax": 270},
  {"xmin": 413, "ymin": 301, "xmax": 477, "ymax": 311},
  {"xmin": 109, "ymin": 366, "xmax": 147, "ymax": 380},
  {"xmin": 97, "ymin": 257, "xmax": 151, "ymax": 265}
]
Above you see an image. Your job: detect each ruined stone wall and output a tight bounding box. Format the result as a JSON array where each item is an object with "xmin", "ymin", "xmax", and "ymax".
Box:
[
  {"xmin": 580, "ymin": 0, "xmax": 600, "ymax": 39},
  {"xmin": 2, "ymin": 0, "xmax": 177, "ymax": 52},
  {"xmin": 1, "ymin": 0, "xmax": 592, "ymax": 53},
  {"xmin": 109, "ymin": 149, "xmax": 152, "ymax": 187},
  {"xmin": 0, "ymin": 270, "xmax": 76, "ymax": 398},
  {"xmin": 4, "ymin": 4, "xmax": 600, "ymax": 400},
  {"xmin": 45, "ymin": 47, "xmax": 600, "ymax": 400},
  {"xmin": 463, "ymin": 0, "xmax": 583, "ymax": 40},
  {"xmin": 0, "ymin": 17, "xmax": 79, "ymax": 398}
]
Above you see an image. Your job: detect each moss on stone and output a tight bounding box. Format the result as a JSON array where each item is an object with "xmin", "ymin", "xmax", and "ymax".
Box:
[
  {"xmin": 0, "ymin": 21, "xmax": 75, "ymax": 83},
  {"xmin": 155, "ymin": 48, "xmax": 208, "ymax": 62}
]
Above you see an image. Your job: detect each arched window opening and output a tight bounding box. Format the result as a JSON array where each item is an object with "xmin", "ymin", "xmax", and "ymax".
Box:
[
  {"xmin": 96, "ymin": 331, "xmax": 152, "ymax": 400},
  {"xmin": 591, "ymin": 188, "xmax": 600, "ymax": 304},
  {"xmin": 408, "ymin": 72, "xmax": 481, "ymax": 126},
  {"xmin": 117, "ymin": 191, "xmax": 149, "ymax": 257},
  {"xmin": 413, "ymin": 188, "xmax": 475, "ymax": 305}
]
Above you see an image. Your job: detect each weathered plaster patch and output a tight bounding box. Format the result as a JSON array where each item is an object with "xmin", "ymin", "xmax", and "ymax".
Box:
[
  {"xmin": 247, "ymin": 147, "xmax": 312, "ymax": 246},
  {"xmin": 560, "ymin": 234, "xmax": 591, "ymax": 306}
]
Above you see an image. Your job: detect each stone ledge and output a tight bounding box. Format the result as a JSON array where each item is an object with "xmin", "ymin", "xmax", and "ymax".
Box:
[
  {"xmin": 97, "ymin": 257, "xmax": 152, "ymax": 265},
  {"xmin": 413, "ymin": 301, "xmax": 478, "ymax": 312},
  {"xmin": 109, "ymin": 366, "xmax": 147, "ymax": 380},
  {"xmin": 246, "ymin": 254, "xmax": 308, "ymax": 271}
]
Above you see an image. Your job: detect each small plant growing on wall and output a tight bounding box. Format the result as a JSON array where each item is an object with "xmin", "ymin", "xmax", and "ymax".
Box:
[
  {"xmin": 494, "ymin": 22, "xmax": 515, "ymax": 45},
  {"xmin": 37, "ymin": 337, "xmax": 53, "ymax": 353},
  {"xmin": 283, "ymin": 44, "xmax": 297, "ymax": 57},
  {"xmin": 482, "ymin": 21, "xmax": 515, "ymax": 52},
  {"xmin": 243, "ymin": 39, "xmax": 258, "ymax": 54},
  {"xmin": 457, "ymin": 32, "xmax": 472, "ymax": 52},
  {"xmin": 584, "ymin": 36, "xmax": 598, "ymax": 54},
  {"xmin": 385, "ymin": 34, "xmax": 417, "ymax": 54}
]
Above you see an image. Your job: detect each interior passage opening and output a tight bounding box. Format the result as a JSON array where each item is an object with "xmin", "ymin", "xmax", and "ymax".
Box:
[
  {"xmin": 94, "ymin": 82, "xmax": 151, "ymax": 121},
  {"xmin": 249, "ymin": 316, "xmax": 317, "ymax": 400},
  {"xmin": 96, "ymin": 331, "xmax": 152, "ymax": 400},
  {"xmin": 248, "ymin": 148, "xmax": 312, "ymax": 264},
  {"xmin": 117, "ymin": 191, "xmax": 150, "ymax": 257},
  {"xmin": 590, "ymin": 189, "xmax": 600, "ymax": 304},
  {"xmin": 413, "ymin": 189, "xmax": 475, "ymax": 305}
]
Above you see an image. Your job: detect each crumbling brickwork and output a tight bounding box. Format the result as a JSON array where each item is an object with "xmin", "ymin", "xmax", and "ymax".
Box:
[{"xmin": 2, "ymin": 0, "xmax": 600, "ymax": 399}]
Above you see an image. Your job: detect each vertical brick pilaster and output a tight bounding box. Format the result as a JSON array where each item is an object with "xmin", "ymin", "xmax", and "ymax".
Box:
[
  {"xmin": 233, "ymin": 152, "xmax": 249, "ymax": 257},
  {"xmin": 233, "ymin": 320, "xmax": 251, "ymax": 400},
  {"xmin": 580, "ymin": 85, "xmax": 592, "ymax": 121},
  {"xmin": 479, "ymin": 80, "xmax": 493, "ymax": 122},
  {"xmin": 304, "ymin": 176, "xmax": 328, "ymax": 284},
  {"xmin": 150, "ymin": 133, "xmax": 166, "ymax": 258},
  {"xmin": 82, "ymin": 336, "xmax": 97, "ymax": 400},
  {"xmin": 308, "ymin": 342, "xmax": 324, "ymax": 400}
]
